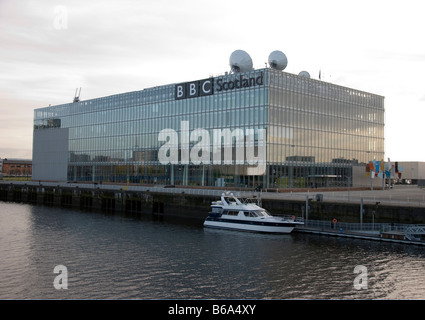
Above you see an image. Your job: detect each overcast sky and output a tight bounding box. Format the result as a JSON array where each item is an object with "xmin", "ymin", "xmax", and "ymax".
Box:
[{"xmin": 1, "ymin": 0, "xmax": 424, "ymax": 162}]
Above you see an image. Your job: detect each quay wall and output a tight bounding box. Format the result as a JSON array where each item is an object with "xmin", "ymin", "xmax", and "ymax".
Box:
[
  {"xmin": 261, "ymin": 198, "xmax": 425, "ymax": 224},
  {"xmin": 1, "ymin": 182, "xmax": 425, "ymax": 224}
]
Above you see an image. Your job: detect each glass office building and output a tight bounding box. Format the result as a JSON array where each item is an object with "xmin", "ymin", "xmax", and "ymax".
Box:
[{"xmin": 33, "ymin": 67, "xmax": 384, "ymax": 188}]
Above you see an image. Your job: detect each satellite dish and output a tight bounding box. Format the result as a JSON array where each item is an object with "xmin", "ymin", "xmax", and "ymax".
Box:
[
  {"xmin": 229, "ymin": 50, "xmax": 253, "ymax": 73},
  {"xmin": 298, "ymin": 71, "xmax": 311, "ymax": 78},
  {"xmin": 268, "ymin": 50, "xmax": 288, "ymax": 71}
]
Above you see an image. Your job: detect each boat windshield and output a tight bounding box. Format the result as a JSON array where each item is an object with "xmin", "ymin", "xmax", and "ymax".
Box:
[
  {"xmin": 243, "ymin": 210, "xmax": 271, "ymax": 217},
  {"xmin": 254, "ymin": 210, "xmax": 271, "ymax": 217},
  {"xmin": 211, "ymin": 207, "xmax": 222, "ymax": 214}
]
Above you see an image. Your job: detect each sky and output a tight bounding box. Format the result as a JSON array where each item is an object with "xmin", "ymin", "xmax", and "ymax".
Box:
[{"xmin": 1, "ymin": 0, "xmax": 424, "ymax": 162}]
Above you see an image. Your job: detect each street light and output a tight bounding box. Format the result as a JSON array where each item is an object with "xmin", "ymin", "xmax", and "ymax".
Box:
[{"xmin": 373, "ymin": 201, "xmax": 380, "ymax": 229}]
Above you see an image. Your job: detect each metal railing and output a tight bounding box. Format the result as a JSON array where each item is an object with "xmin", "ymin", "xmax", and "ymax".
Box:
[
  {"xmin": 299, "ymin": 219, "xmax": 425, "ymax": 236},
  {"xmin": 271, "ymin": 190, "xmax": 425, "ymax": 208}
]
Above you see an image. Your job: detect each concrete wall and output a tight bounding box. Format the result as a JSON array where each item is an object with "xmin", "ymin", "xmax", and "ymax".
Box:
[
  {"xmin": 2, "ymin": 182, "xmax": 425, "ymax": 224},
  {"xmin": 397, "ymin": 162, "xmax": 425, "ymax": 180},
  {"xmin": 352, "ymin": 165, "xmax": 383, "ymax": 188},
  {"xmin": 32, "ymin": 128, "xmax": 69, "ymax": 181}
]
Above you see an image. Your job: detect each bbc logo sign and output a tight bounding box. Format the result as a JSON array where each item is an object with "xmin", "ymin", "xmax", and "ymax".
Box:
[{"xmin": 175, "ymin": 78, "xmax": 214, "ymax": 100}]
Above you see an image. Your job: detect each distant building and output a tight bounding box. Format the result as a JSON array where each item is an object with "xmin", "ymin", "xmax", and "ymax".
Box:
[
  {"xmin": 0, "ymin": 158, "xmax": 32, "ymax": 177},
  {"xmin": 396, "ymin": 162, "xmax": 425, "ymax": 186}
]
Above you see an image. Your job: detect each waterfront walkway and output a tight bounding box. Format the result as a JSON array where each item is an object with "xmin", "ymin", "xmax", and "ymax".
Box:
[
  {"xmin": 2, "ymin": 180, "xmax": 425, "ymax": 245},
  {"xmin": 260, "ymin": 184, "xmax": 425, "ymax": 208},
  {"xmin": 2, "ymin": 180, "xmax": 425, "ymax": 207}
]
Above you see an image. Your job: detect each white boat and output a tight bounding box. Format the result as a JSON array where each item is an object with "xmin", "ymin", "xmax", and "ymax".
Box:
[{"xmin": 203, "ymin": 192, "xmax": 303, "ymax": 234}]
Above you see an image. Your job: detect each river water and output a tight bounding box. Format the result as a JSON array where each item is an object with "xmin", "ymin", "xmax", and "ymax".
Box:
[{"xmin": 1, "ymin": 201, "xmax": 425, "ymax": 300}]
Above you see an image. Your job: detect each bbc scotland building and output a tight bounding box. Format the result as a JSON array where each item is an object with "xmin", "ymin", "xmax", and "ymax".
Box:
[{"xmin": 32, "ymin": 50, "xmax": 385, "ymax": 189}]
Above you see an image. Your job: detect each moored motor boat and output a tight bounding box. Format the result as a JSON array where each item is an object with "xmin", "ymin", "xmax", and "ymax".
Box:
[{"xmin": 203, "ymin": 192, "xmax": 303, "ymax": 233}]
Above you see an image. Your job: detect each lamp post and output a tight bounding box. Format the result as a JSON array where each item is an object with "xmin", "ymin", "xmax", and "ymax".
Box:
[{"xmin": 373, "ymin": 201, "xmax": 380, "ymax": 230}]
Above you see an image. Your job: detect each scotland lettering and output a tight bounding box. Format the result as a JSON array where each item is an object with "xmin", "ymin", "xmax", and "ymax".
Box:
[
  {"xmin": 216, "ymin": 72, "xmax": 263, "ymax": 91},
  {"xmin": 158, "ymin": 121, "xmax": 266, "ymax": 175},
  {"xmin": 175, "ymin": 72, "xmax": 264, "ymax": 100}
]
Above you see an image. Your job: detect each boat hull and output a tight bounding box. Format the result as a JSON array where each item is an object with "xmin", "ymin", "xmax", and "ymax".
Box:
[{"xmin": 203, "ymin": 218, "xmax": 299, "ymax": 234}]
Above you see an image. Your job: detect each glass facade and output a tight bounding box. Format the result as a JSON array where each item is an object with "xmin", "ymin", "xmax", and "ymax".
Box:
[
  {"xmin": 33, "ymin": 68, "xmax": 384, "ymax": 188},
  {"xmin": 267, "ymin": 70, "xmax": 384, "ymax": 187}
]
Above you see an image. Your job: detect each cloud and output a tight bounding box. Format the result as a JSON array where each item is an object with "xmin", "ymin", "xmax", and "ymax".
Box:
[
  {"xmin": 1, "ymin": 0, "xmax": 425, "ymax": 162},
  {"xmin": 0, "ymin": 90, "xmax": 34, "ymax": 159}
]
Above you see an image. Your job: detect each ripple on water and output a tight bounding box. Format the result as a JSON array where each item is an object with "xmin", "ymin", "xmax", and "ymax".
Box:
[{"xmin": 1, "ymin": 202, "xmax": 425, "ymax": 299}]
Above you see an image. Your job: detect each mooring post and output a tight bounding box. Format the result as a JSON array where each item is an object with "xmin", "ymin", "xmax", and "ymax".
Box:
[{"xmin": 305, "ymin": 194, "xmax": 309, "ymax": 226}]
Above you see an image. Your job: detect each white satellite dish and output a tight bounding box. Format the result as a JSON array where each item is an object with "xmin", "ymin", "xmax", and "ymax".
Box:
[
  {"xmin": 268, "ymin": 50, "xmax": 288, "ymax": 71},
  {"xmin": 298, "ymin": 71, "xmax": 311, "ymax": 78},
  {"xmin": 229, "ymin": 50, "xmax": 253, "ymax": 73}
]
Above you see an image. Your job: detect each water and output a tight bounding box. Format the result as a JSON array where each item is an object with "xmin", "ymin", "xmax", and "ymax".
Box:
[{"xmin": 1, "ymin": 201, "xmax": 425, "ymax": 300}]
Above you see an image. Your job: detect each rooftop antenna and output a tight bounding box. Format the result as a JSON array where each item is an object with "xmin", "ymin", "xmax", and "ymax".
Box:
[
  {"xmin": 229, "ymin": 50, "xmax": 253, "ymax": 73},
  {"xmin": 268, "ymin": 50, "xmax": 288, "ymax": 71},
  {"xmin": 73, "ymin": 87, "xmax": 81, "ymax": 103}
]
